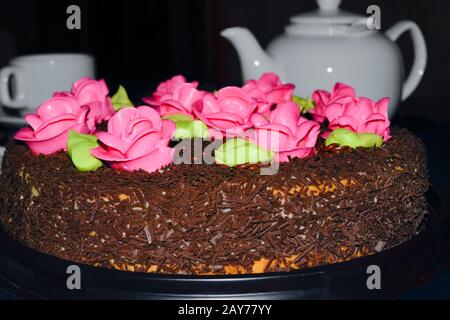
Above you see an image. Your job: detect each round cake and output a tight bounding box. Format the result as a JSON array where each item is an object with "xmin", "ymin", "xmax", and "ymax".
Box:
[{"xmin": 0, "ymin": 75, "xmax": 430, "ymax": 275}]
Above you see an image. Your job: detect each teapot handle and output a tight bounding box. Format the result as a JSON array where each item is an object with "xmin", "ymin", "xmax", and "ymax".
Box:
[{"xmin": 385, "ymin": 21, "xmax": 427, "ymax": 101}]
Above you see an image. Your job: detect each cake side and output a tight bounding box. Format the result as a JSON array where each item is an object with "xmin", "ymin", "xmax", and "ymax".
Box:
[{"xmin": 0, "ymin": 129, "xmax": 429, "ymax": 275}]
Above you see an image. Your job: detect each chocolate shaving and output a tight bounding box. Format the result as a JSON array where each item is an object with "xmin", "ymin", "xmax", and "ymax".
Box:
[
  {"xmin": 0, "ymin": 128, "xmax": 429, "ymax": 275},
  {"xmin": 143, "ymin": 225, "xmax": 152, "ymax": 245}
]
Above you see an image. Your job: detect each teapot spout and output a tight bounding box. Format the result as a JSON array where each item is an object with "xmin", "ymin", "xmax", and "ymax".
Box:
[{"xmin": 221, "ymin": 27, "xmax": 283, "ymax": 81}]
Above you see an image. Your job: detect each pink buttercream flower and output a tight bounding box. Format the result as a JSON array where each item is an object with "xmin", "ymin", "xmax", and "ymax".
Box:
[
  {"xmin": 14, "ymin": 96, "xmax": 90, "ymax": 155},
  {"xmin": 158, "ymin": 83, "xmax": 205, "ymax": 117},
  {"xmin": 324, "ymin": 96, "xmax": 391, "ymax": 141},
  {"xmin": 245, "ymin": 102, "xmax": 320, "ymax": 162},
  {"xmin": 54, "ymin": 77, "xmax": 115, "ymax": 130},
  {"xmin": 91, "ymin": 106, "xmax": 176, "ymax": 173},
  {"xmin": 192, "ymin": 87, "xmax": 257, "ymax": 138},
  {"xmin": 242, "ymin": 72, "xmax": 295, "ymax": 114},
  {"xmin": 310, "ymin": 83, "xmax": 356, "ymax": 123},
  {"xmin": 143, "ymin": 75, "xmax": 200, "ymax": 107}
]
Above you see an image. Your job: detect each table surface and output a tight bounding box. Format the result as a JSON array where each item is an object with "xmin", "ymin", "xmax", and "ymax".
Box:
[{"xmin": 0, "ymin": 96, "xmax": 449, "ymax": 299}]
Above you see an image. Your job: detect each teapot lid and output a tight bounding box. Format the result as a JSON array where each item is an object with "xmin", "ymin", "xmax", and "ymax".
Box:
[
  {"xmin": 290, "ymin": 0, "xmax": 362, "ymax": 24},
  {"xmin": 287, "ymin": 0, "xmax": 369, "ymax": 36}
]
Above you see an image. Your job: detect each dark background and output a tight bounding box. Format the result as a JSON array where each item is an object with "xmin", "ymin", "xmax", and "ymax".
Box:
[
  {"xmin": 1, "ymin": 0, "xmax": 450, "ymax": 299},
  {"xmin": 0, "ymin": 0, "xmax": 448, "ymax": 100}
]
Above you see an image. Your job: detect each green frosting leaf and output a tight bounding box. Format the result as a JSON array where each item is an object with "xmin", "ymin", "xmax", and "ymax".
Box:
[
  {"xmin": 162, "ymin": 113, "xmax": 194, "ymax": 122},
  {"xmin": 325, "ymin": 128, "xmax": 383, "ymax": 149},
  {"xmin": 111, "ymin": 85, "xmax": 134, "ymax": 111},
  {"xmin": 163, "ymin": 114, "xmax": 208, "ymax": 139},
  {"xmin": 67, "ymin": 130, "xmax": 103, "ymax": 172},
  {"xmin": 292, "ymin": 95, "xmax": 315, "ymax": 113},
  {"xmin": 215, "ymin": 138, "xmax": 274, "ymax": 167},
  {"xmin": 174, "ymin": 120, "xmax": 209, "ymax": 139}
]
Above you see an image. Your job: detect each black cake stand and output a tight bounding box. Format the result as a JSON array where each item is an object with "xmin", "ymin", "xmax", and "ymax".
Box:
[{"xmin": 0, "ymin": 187, "xmax": 449, "ymax": 300}]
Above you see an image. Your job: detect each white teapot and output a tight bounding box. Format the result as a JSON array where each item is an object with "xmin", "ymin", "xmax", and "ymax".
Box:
[{"xmin": 221, "ymin": 0, "xmax": 427, "ymax": 117}]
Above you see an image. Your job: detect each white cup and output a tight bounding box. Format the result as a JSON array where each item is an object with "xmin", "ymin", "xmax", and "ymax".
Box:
[{"xmin": 0, "ymin": 53, "xmax": 95, "ymax": 113}]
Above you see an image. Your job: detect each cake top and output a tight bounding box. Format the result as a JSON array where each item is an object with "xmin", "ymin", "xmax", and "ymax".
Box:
[{"xmin": 14, "ymin": 73, "xmax": 391, "ymax": 175}]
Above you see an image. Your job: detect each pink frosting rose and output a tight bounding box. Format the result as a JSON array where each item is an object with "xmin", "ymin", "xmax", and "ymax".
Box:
[
  {"xmin": 54, "ymin": 77, "xmax": 115, "ymax": 130},
  {"xmin": 324, "ymin": 96, "xmax": 391, "ymax": 141},
  {"xmin": 242, "ymin": 72, "xmax": 295, "ymax": 114},
  {"xmin": 192, "ymin": 87, "xmax": 258, "ymax": 138},
  {"xmin": 143, "ymin": 75, "xmax": 200, "ymax": 107},
  {"xmin": 245, "ymin": 102, "xmax": 320, "ymax": 162},
  {"xmin": 91, "ymin": 106, "xmax": 176, "ymax": 173},
  {"xmin": 14, "ymin": 96, "xmax": 90, "ymax": 155},
  {"xmin": 158, "ymin": 83, "xmax": 205, "ymax": 117},
  {"xmin": 310, "ymin": 83, "xmax": 356, "ymax": 123}
]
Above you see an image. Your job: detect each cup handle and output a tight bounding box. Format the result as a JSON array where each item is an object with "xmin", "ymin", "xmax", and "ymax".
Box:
[
  {"xmin": 385, "ymin": 21, "xmax": 427, "ymax": 101},
  {"xmin": 0, "ymin": 66, "xmax": 27, "ymax": 108}
]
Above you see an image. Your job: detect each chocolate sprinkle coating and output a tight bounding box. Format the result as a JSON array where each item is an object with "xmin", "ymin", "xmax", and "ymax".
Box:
[{"xmin": 0, "ymin": 128, "xmax": 429, "ymax": 275}]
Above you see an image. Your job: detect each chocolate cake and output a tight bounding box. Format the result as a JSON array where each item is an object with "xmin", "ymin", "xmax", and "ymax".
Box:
[
  {"xmin": 0, "ymin": 75, "xmax": 431, "ymax": 275},
  {"xmin": 0, "ymin": 128, "xmax": 429, "ymax": 275}
]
